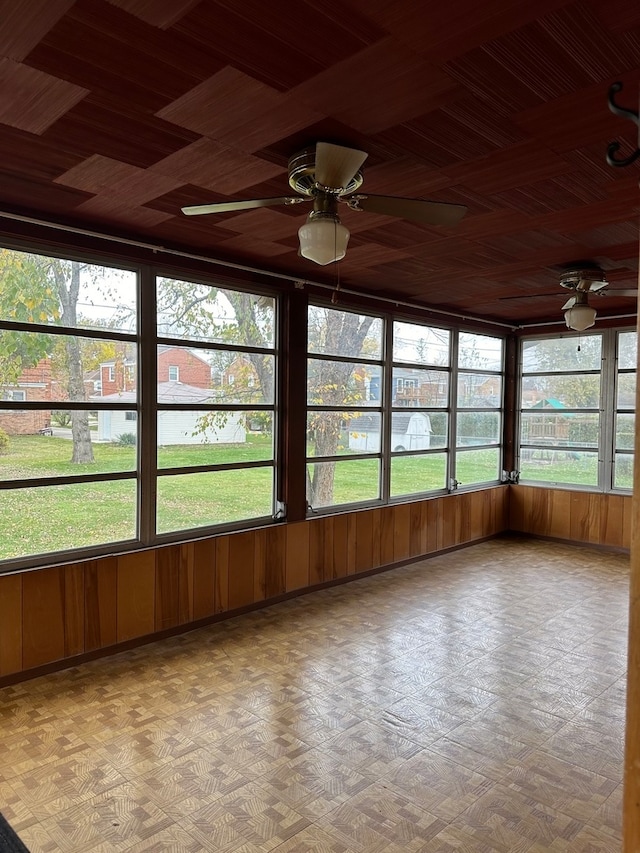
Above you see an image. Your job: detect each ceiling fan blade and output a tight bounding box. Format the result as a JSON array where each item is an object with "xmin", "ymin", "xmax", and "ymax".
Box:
[
  {"xmin": 607, "ymin": 288, "xmax": 639, "ymax": 297},
  {"xmin": 498, "ymin": 292, "xmax": 558, "ymax": 301},
  {"xmin": 315, "ymin": 142, "xmax": 368, "ymax": 190},
  {"xmin": 351, "ymin": 194, "xmax": 467, "ymax": 226},
  {"xmin": 562, "ymin": 296, "xmax": 577, "ymax": 310},
  {"xmin": 182, "ymin": 196, "xmax": 304, "ymax": 216}
]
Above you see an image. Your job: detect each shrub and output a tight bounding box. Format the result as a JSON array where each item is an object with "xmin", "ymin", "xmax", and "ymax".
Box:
[
  {"xmin": 114, "ymin": 432, "xmax": 137, "ymax": 446},
  {"xmin": 0, "ymin": 427, "xmax": 9, "ymax": 454},
  {"xmin": 51, "ymin": 411, "xmax": 72, "ymax": 427}
]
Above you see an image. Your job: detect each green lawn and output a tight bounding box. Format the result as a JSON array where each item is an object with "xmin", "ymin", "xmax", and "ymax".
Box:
[{"xmin": 0, "ymin": 434, "xmax": 622, "ymax": 562}]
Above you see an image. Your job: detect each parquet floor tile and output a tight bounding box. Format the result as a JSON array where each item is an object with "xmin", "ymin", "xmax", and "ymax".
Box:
[
  {"xmin": 0, "ymin": 536, "xmax": 628, "ymax": 851},
  {"xmin": 314, "ymin": 782, "xmax": 447, "ymax": 851}
]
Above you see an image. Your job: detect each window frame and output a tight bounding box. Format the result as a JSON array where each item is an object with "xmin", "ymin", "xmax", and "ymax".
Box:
[
  {"xmin": 153, "ymin": 270, "xmax": 280, "ymax": 542},
  {"xmin": 516, "ymin": 327, "xmax": 635, "ymax": 494},
  {"xmin": 452, "ymin": 330, "xmax": 505, "ymax": 491},
  {"xmin": 306, "ymin": 302, "xmax": 386, "ymax": 513},
  {"xmin": 0, "ymin": 242, "xmax": 282, "ymax": 572},
  {"xmin": 305, "ymin": 303, "xmax": 506, "ymax": 516}
]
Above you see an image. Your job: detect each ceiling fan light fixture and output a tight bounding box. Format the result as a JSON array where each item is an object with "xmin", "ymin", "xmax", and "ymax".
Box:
[
  {"xmin": 564, "ymin": 302, "xmax": 597, "ymax": 331},
  {"xmin": 298, "ymin": 213, "xmax": 349, "ymax": 265}
]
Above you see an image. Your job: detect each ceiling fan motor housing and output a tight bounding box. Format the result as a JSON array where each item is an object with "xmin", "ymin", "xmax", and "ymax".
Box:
[
  {"xmin": 288, "ymin": 148, "xmax": 364, "ymax": 196},
  {"xmin": 559, "ymin": 268, "xmax": 608, "ymax": 293}
]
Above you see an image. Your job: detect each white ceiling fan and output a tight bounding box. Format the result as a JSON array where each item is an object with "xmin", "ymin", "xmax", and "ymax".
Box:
[
  {"xmin": 500, "ymin": 266, "xmax": 638, "ymax": 330},
  {"xmin": 182, "ymin": 141, "xmax": 467, "ymax": 265}
]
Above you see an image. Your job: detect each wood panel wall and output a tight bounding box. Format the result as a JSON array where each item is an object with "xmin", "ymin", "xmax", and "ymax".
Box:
[
  {"xmin": 509, "ymin": 485, "xmax": 632, "ymax": 550},
  {"xmin": 0, "ymin": 488, "xmax": 508, "ymax": 679}
]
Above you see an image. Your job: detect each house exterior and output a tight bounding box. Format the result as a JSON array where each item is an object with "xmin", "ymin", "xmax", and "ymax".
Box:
[
  {"xmin": 94, "ymin": 382, "xmax": 246, "ymax": 445},
  {"xmin": 0, "ymin": 359, "xmax": 52, "ymax": 435},
  {"xmin": 98, "ymin": 345, "xmax": 212, "ymax": 397}
]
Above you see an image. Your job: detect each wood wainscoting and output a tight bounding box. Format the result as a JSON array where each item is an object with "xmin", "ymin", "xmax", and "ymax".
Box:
[
  {"xmin": 510, "ymin": 484, "xmax": 632, "ymax": 550},
  {"xmin": 0, "ymin": 488, "xmax": 508, "ymax": 680}
]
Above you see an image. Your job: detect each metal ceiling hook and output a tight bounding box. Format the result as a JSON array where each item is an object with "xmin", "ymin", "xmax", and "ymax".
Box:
[{"xmin": 606, "ymin": 81, "xmax": 640, "ymax": 168}]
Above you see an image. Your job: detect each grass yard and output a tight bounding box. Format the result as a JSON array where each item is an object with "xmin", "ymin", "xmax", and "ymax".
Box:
[{"xmin": 0, "ymin": 433, "xmax": 621, "ymax": 561}]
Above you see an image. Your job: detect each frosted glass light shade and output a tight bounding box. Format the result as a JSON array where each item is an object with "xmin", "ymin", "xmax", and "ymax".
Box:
[
  {"xmin": 298, "ymin": 216, "xmax": 350, "ymax": 265},
  {"xmin": 564, "ymin": 303, "xmax": 597, "ymax": 331}
]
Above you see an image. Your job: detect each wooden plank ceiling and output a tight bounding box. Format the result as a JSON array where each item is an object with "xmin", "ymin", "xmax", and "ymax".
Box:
[{"xmin": 0, "ymin": 0, "xmax": 638, "ymax": 326}]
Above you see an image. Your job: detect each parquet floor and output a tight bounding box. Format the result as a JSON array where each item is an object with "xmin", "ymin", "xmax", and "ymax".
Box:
[{"xmin": 0, "ymin": 536, "xmax": 628, "ymax": 852}]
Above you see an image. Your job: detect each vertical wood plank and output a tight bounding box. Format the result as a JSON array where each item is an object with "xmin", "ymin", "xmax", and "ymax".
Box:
[
  {"xmin": 393, "ymin": 503, "xmax": 411, "ymax": 562},
  {"xmin": 470, "ymin": 490, "xmax": 487, "ymax": 540},
  {"xmin": 455, "ymin": 492, "xmax": 472, "ymax": 544},
  {"xmin": 22, "ymin": 568, "xmax": 65, "ymax": 669},
  {"xmin": 193, "ymin": 538, "xmax": 216, "ymax": 620},
  {"xmin": 548, "ymin": 489, "xmax": 571, "ymax": 539},
  {"xmin": 332, "ymin": 514, "xmax": 348, "ymax": 579},
  {"xmin": 425, "ymin": 498, "xmax": 442, "ymax": 553},
  {"xmin": 215, "ymin": 536, "xmax": 230, "ymax": 613},
  {"xmin": 254, "ymin": 529, "xmax": 268, "ymax": 602},
  {"xmin": 380, "ymin": 507, "xmax": 395, "ymax": 565},
  {"xmin": 85, "ymin": 557, "xmax": 117, "ymax": 652},
  {"xmin": 178, "ymin": 542, "xmax": 194, "ymax": 625},
  {"xmin": 442, "ymin": 495, "xmax": 457, "ymax": 548},
  {"xmin": 156, "ymin": 545, "xmax": 180, "ymax": 631},
  {"xmin": 494, "ymin": 486, "xmax": 509, "ymax": 533},
  {"xmin": 264, "ymin": 526, "xmax": 286, "ymax": 598},
  {"xmin": 570, "ymin": 491, "xmax": 600, "ymax": 543},
  {"xmin": 117, "ymin": 551, "xmax": 155, "ymax": 642},
  {"xmin": 409, "ymin": 501, "xmax": 423, "ymax": 557},
  {"xmin": 346, "ymin": 513, "xmax": 357, "ymax": 575},
  {"xmin": 355, "ymin": 510, "xmax": 373, "ymax": 573},
  {"xmin": 601, "ymin": 494, "xmax": 624, "ymax": 548},
  {"xmin": 64, "ymin": 564, "xmax": 84, "ymax": 658},
  {"xmin": 0, "ymin": 574, "xmax": 22, "ymax": 675},
  {"xmin": 531, "ymin": 487, "xmax": 551, "ymax": 536},
  {"xmin": 285, "ymin": 522, "xmax": 310, "ymax": 591},
  {"xmin": 309, "ymin": 518, "xmax": 330, "ymax": 584},
  {"xmin": 371, "ymin": 507, "xmax": 382, "ymax": 567},
  {"xmin": 419, "ymin": 500, "xmax": 429, "ymax": 554},
  {"xmin": 509, "ymin": 484, "xmax": 525, "ymax": 531},
  {"xmin": 228, "ymin": 531, "xmax": 255, "ymax": 610}
]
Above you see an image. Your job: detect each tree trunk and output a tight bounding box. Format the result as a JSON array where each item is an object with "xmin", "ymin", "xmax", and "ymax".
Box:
[
  {"xmin": 53, "ymin": 260, "xmax": 94, "ymax": 464},
  {"xmin": 309, "ymin": 412, "xmax": 342, "ymax": 507},
  {"xmin": 306, "ymin": 310, "xmax": 375, "ymax": 508}
]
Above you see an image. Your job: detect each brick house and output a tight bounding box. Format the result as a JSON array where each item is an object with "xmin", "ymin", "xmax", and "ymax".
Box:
[
  {"xmin": 0, "ymin": 358, "xmax": 53, "ymax": 435},
  {"xmin": 98, "ymin": 345, "xmax": 212, "ymax": 396}
]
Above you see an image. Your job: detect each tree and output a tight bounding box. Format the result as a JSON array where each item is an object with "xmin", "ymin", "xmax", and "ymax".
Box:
[
  {"xmin": 306, "ymin": 307, "xmax": 376, "ymax": 507},
  {"xmin": 0, "ymin": 249, "xmax": 57, "ymax": 386},
  {"xmin": 522, "ymin": 335, "xmax": 601, "ymax": 409},
  {"xmin": 0, "ymin": 249, "xmax": 129, "ymax": 464}
]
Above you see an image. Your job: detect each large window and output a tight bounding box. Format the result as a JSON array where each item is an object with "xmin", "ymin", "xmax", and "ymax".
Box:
[
  {"xmin": 454, "ymin": 332, "xmax": 503, "ymax": 488},
  {"xmin": 614, "ymin": 331, "xmax": 636, "ymax": 490},
  {"xmin": 306, "ymin": 305, "xmax": 384, "ymax": 509},
  {"xmin": 306, "ymin": 306, "xmax": 505, "ymax": 512},
  {"xmin": 518, "ymin": 329, "xmax": 636, "ymax": 491},
  {"xmin": 0, "ymin": 245, "xmax": 280, "ymax": 568},
  {"xmin": 0, "ymin": 247, "xmax": 139, "ymax": 561},
  {"xmin": 1, "ymin": 244, "xmax": 508, "ymax": 570},
  {"xmin": 390, "ymin": 320, "xmax": 450, "ymax": 497},
  {"xmin": 155, "ymin": 277, "xmax": 277, "ymax": 534}
]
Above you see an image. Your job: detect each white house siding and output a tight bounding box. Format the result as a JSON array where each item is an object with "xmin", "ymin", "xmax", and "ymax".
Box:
[
  {"xmin": 96, "ymin": 411, "xmax": 246, "ymax": 445},
  {"xmin": 157, "ymin": 411, "xmax": 245, "ymax": 445}
]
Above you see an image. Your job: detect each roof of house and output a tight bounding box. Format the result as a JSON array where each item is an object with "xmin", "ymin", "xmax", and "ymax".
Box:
[
  {"xmin": 529, "ymin": 398, "xmax": 567, "ymax": 409},
  {"xmin": 93, "ymin": 381, "xmax": 214, "ymax": 404}
]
